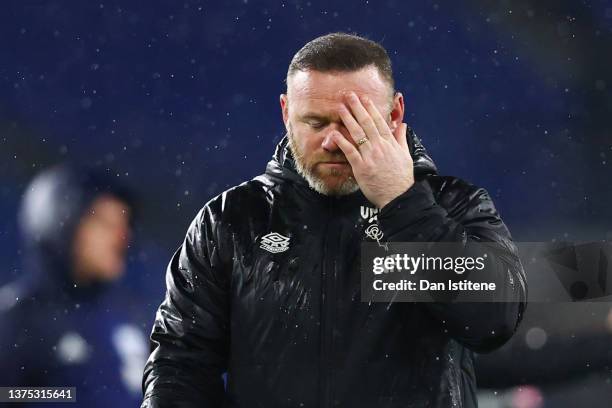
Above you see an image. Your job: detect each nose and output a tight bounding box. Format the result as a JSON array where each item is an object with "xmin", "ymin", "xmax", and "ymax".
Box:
[
  {"xmin": 112, "ymin": 218, "xmax": 131, "ymax": 248},
  {"xmin": 119, "ymin": 224, "xmax": 131, "ymax": 246},
  {"xmin": 321, "ymin": 129, "xmax": 343, "ymax": 153}
]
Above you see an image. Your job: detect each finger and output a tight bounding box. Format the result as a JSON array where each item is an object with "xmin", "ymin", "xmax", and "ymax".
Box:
[
  {"xmin": 362, "ymin": 96, "xmax": 395, "ymax": 142},
  {"xmin": 345, "ymin": 92, "xmax": 382, "ymax": 142},
  {"xmin": 338, "ymin": 106, "xmax": 371, "ymax": 149},
  {"xmin": 395, "ymin": 123, "xmax": 409, "ymax": 152},
  {"xmin": 330, "ymin": 132, "xmax": 363, "ymax": 167}
]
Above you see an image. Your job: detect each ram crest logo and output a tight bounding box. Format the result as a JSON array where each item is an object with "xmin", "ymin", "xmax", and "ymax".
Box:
[{"xmin": 364, "ymin": 223, "xmax": 384, "ymax": 241}]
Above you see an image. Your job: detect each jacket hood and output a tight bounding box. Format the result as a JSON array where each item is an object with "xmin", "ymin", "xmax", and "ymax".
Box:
[
  {"xmin": 17, "ymin": 164, "xmax": 134, "ymax": 291},
  {"xmin": 265, "ymin": 127, "xmax": 438, "ymax": 187}
]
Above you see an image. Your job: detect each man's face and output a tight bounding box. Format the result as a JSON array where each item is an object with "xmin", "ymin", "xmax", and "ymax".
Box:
[
  {"xmin": 72, "ymin": 195, "xmax": 131, "ymax": 283},
  {"xmin": 280, "ymin": 66, "xmax": 403, "ymax": 196}
]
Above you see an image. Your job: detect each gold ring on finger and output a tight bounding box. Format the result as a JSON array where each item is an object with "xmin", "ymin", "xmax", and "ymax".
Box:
[{"xmin": 356, "ymin": 137, "xmax": 369, "ymax": 146}]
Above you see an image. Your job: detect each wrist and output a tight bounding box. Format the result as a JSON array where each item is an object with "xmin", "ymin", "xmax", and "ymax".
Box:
[{"xmin": 377, "ymin": 180, "xmax": 415, "ymax": 209}]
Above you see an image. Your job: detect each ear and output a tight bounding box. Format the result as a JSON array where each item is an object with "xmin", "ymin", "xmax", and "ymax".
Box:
[
  {"xmin": 389, "ymin": 92, "xmax": 405, "ymax": 132},
  {"xmin": 280, "ymin": 94, "xmax": 289, "ymax": 131}
]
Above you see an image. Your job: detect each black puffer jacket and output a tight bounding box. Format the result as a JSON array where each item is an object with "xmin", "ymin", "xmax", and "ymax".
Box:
[{"xmin": 142, "ymin": 131, "xmax": 527, "ymax": 408}]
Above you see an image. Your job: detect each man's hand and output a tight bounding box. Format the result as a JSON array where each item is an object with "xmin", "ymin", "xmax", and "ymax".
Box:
[{"xmin": 331, "ymin": 91, "xmax": 414, "ymax": 209}]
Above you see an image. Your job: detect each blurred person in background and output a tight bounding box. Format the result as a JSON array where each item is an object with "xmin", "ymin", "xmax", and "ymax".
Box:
[{"xmin": 0, "ymin": 164, "xmax": 149, "ymax": 407}]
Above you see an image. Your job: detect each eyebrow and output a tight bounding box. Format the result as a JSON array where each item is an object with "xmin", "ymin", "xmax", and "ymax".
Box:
[{"xmin": 300, "ymin": 113, "xmax": 337, "ymax": 122}]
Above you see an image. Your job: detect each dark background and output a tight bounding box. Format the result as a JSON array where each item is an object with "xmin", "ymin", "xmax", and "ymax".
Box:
[{"xmin": 1, "ymin": 0, "xmax": 611, "ymax": 384}]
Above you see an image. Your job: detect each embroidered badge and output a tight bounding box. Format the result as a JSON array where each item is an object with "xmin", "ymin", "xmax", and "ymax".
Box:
[
  {"xmin": 260, "ymin": 232, "xmax": 290, "ymax": 253},
  {"xmin": 364, "ymin": 223, "xmax": 384, "ymax": 241}
]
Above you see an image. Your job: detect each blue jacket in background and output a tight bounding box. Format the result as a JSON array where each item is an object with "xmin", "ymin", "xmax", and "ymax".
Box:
[{"xmin": 0, "ymin": 165, "xmax": 149, "ymax": 407}]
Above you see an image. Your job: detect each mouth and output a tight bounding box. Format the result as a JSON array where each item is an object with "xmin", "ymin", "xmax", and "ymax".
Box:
[
  {"xmin": 317, "ymin": 162, "xmax": 351, "ymax": 177},
  {"xmin": 319, "ymin": 162, "xmax": 350, "ymax": 170}
]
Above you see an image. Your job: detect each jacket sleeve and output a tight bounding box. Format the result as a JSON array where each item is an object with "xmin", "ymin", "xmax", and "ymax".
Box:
[
  {"xmin": 141, "ymin": 203, "xmax": 230, "ymax": 408},
  {"xmin": 377, "ymin": 179, "xmax": 527, "ymax": 353}
]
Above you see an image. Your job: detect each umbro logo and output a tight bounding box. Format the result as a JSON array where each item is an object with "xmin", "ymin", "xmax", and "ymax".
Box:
[{"xmin": 260, "ymin": 232, "xmax": 290, "ymax": 253}]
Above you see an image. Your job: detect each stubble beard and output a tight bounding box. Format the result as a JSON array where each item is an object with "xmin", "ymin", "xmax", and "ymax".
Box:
[{"xmin": 287, "ymin": 127, "xmax": 360, "ymax": 197}]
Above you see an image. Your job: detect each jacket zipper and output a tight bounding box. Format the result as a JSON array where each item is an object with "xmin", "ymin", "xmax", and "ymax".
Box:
[{"xmin": 320, "ymin": 201, "xmax": 337, "ymax": 408}]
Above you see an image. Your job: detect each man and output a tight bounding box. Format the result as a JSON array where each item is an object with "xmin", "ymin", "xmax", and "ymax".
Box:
[
  {"xmin": 142, "ymin": 33, "xmax": 527, "ymax": 407},
  {"xmin": 0, "ymin": 165, "xmax": 149, "ymax": 407}
]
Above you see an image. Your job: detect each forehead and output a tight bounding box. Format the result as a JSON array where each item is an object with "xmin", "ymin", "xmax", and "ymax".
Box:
[
  {"xmin": 89, "ymin": 195, "xmax": 130, "ymax": 219},
  {"xmin": 287, "ymin": 67, "xmax": 391, "ymax": 114}
]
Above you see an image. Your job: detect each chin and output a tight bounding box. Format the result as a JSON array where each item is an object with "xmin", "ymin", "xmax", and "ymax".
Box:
[
  {"xmin": 101, "ymin": 270, "xmax": 124, "ymax": 282},
  {"xmin": 98, "ymin": 261, "xmax": 125, "ymax": 281},
  {"xmin": 292, "ymin": 153, "xmax": 359, "ymax": 196},
  {"xmin": 312, "ymin": 176, "xmax": 360, "ymax": 197}
]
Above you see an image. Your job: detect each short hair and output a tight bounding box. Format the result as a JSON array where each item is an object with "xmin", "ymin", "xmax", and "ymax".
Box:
[{"xmin": 286, "ymin": 32, "xmax": 395, "ymax": 93}]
